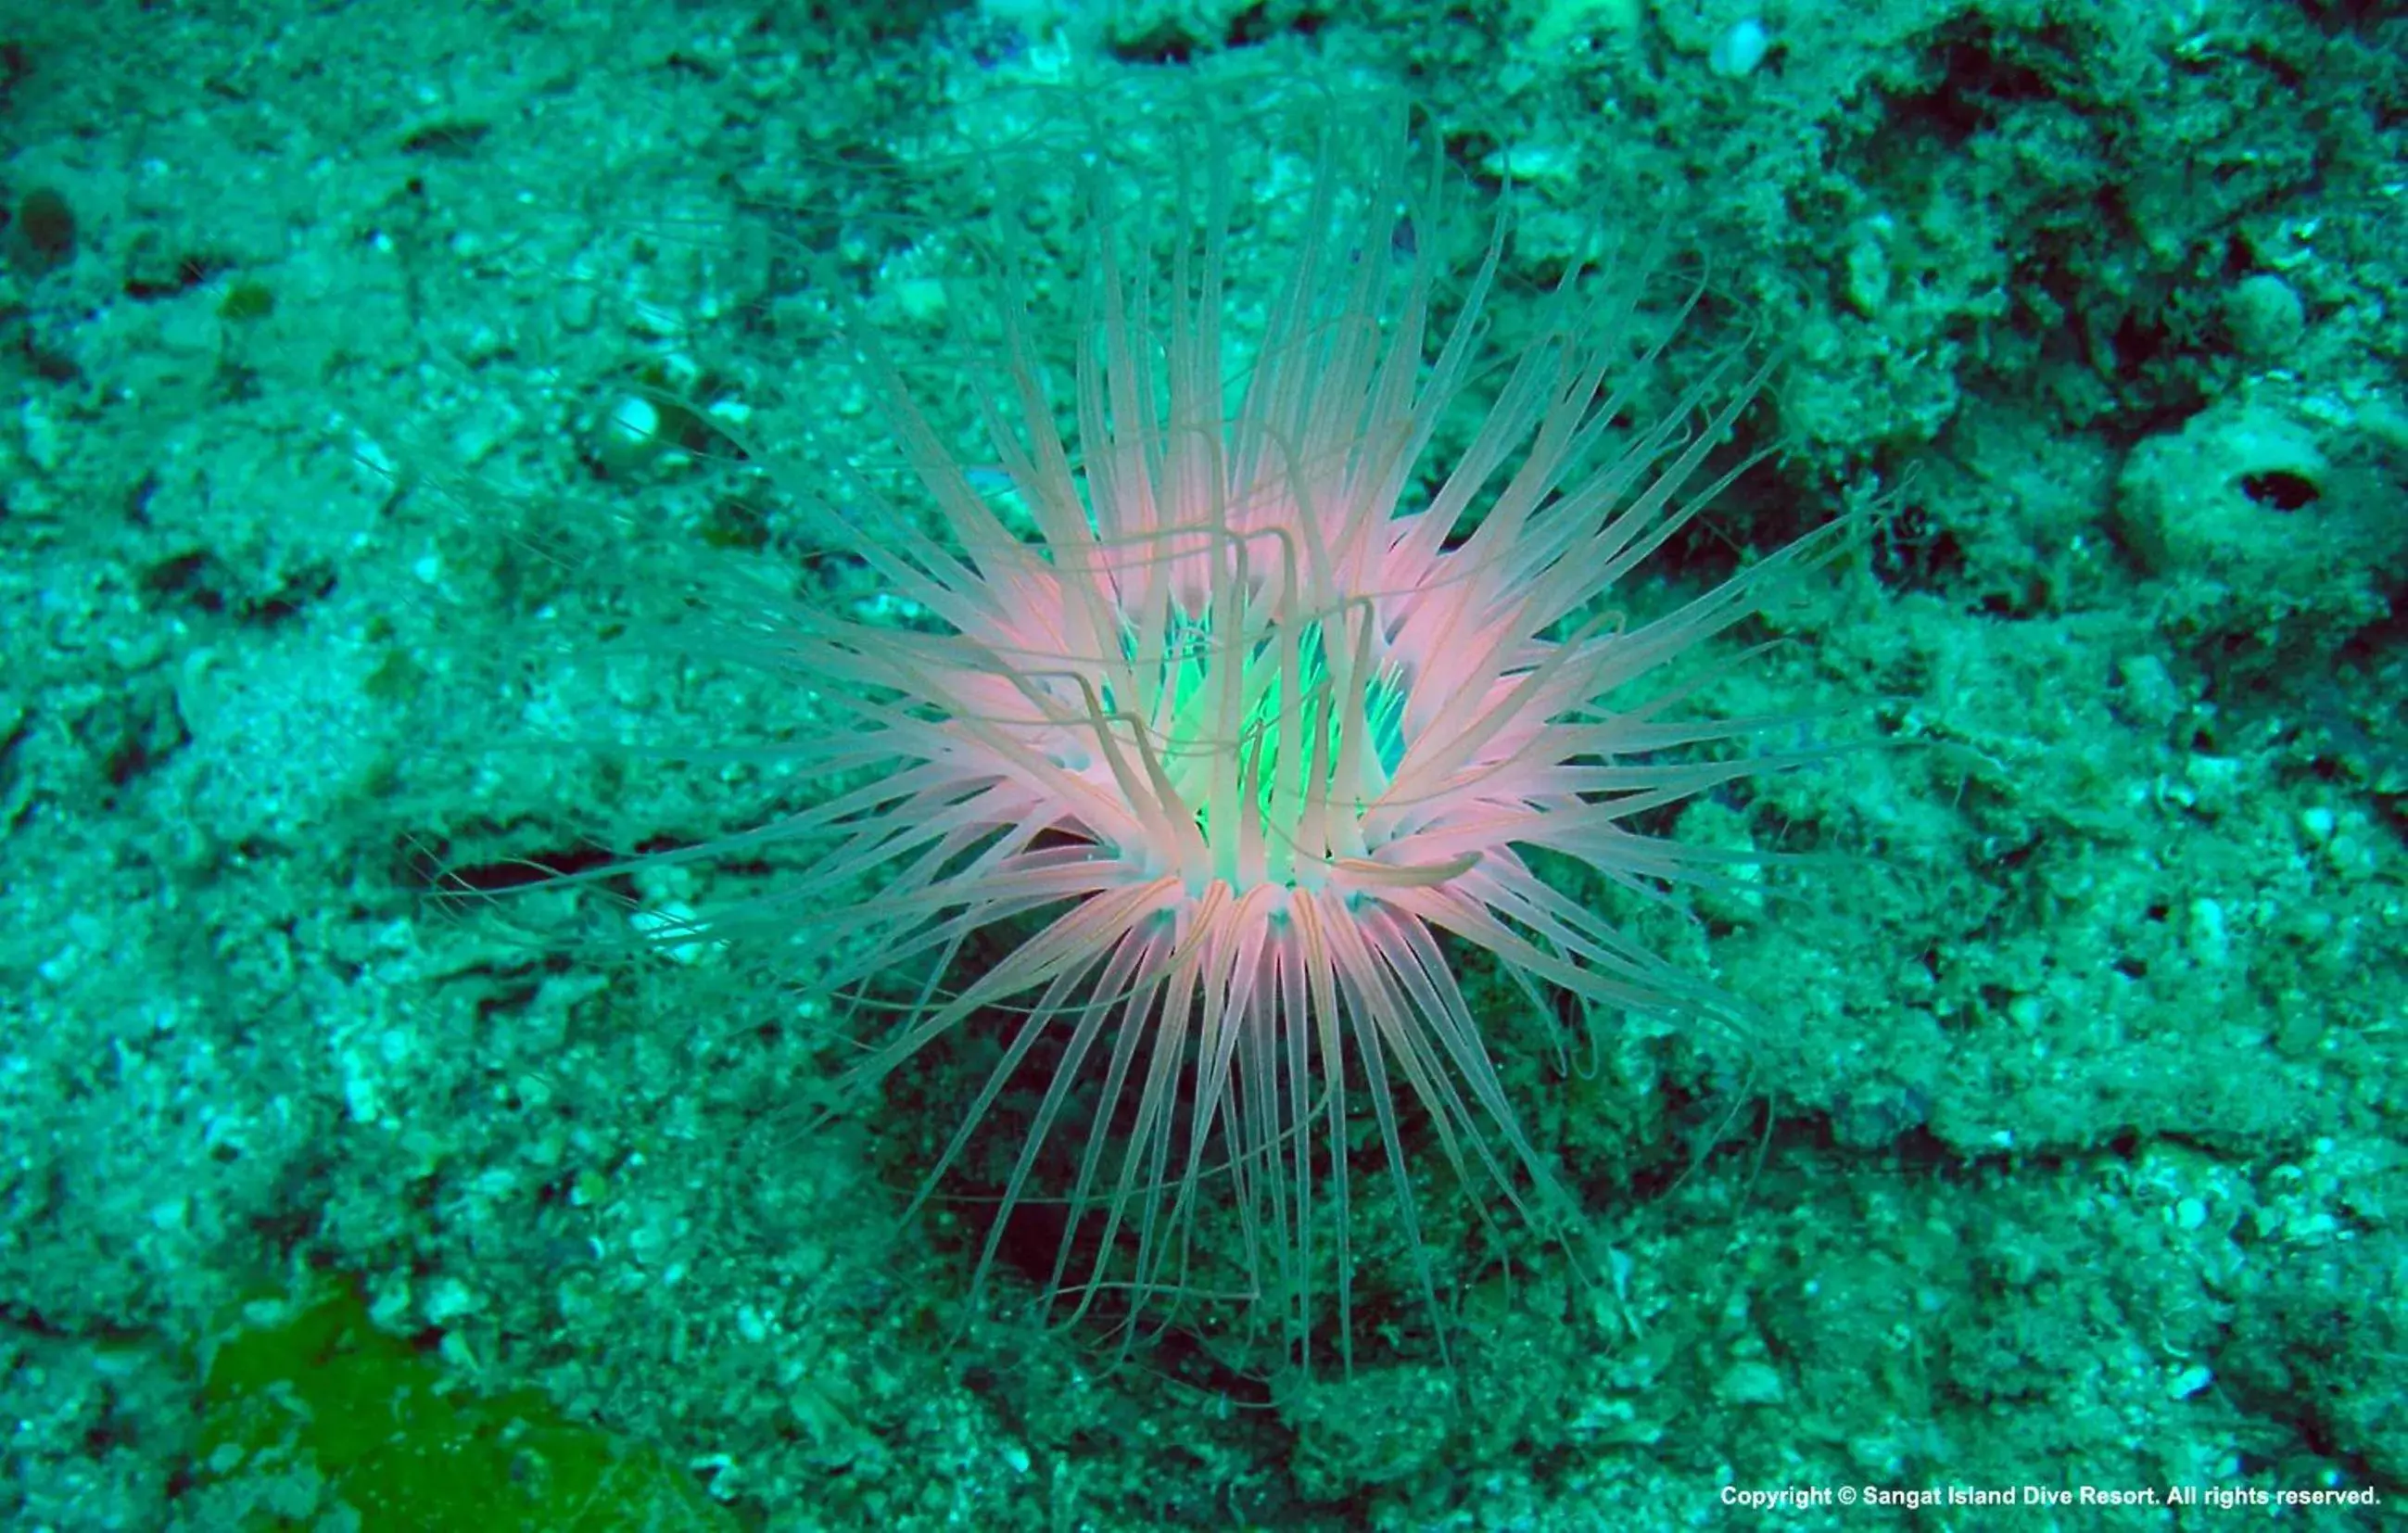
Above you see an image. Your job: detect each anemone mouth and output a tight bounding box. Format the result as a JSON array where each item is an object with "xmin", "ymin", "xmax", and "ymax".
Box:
[{"xmin": 1160, "ymin": 613, "xmax": 1413, "ymax": 853}]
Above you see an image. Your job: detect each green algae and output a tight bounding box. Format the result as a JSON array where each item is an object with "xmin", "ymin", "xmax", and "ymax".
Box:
[{"xmin": 196, "ymin": 1288, "xmax": 736, "ymax": 1532}]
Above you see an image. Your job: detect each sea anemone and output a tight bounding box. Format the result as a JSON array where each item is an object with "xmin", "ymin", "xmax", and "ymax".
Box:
[{"xmin": 602, "ymin": 107, "xmax": 1844, "ymax": 1371}]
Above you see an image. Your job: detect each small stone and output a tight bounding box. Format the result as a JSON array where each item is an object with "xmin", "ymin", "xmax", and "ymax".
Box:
[
  {"xmin": 1710, "ymin": 19, "xmax": 1772, "ymax": 78},
  {"xmin": 2226, "ymin": 273, "xmax": 2304, "ymax": 361},
  {"xmin": 1718, "ymin": 1360, "xmax": 1786, "ymax": 1405}
]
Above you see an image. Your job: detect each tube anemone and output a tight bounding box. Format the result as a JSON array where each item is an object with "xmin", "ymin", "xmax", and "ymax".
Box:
[{"xmin": 588, "ymin": 100, "xmax": 1848, "ymax": 1373}]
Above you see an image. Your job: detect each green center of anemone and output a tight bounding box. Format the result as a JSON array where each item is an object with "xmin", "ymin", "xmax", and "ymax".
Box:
[
  {"xmin": 1107, "ymin": 613, "xmax": 1408, "ymax": 847},
  {"xmin": 1236, "ymin": 618, "xmax": 1409, "ymax": 818}
]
